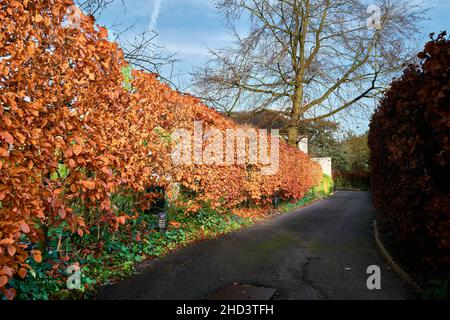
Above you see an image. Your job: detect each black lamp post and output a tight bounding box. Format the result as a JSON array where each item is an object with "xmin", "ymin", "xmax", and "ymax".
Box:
[{"xmin": 158, "ymin": 211, "xmax": 168, "ymax": 233}]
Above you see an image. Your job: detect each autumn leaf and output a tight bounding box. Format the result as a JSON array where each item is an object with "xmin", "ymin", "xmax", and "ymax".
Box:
[
  {"xmin": 58, "ymin": 208, "xmax": 66, "ymax": 219},
  {"xmin": 68, "ymin": 159, "xmax": 76, "ymax": 168},
  {"xmin": 14, "ymin": 132, "xmax": 25, "ymax": 144},
  {"xmin": 0, "ymin": 132, "xmax": 13, "ymax": 147},
  {"xmin": 0, "ymin": 238, "xmax": 15, "ymax": 246},
  {"xmin": 169, "ymin": 221, "xmax": 181, "ymax": 228},
  {"xmin": 0, "ymin": 266, "xmax": 13, "ymax": 277},
  {"xmin": 98, "ymin": 27, "xmax": 108, "ymax": 39},
  {"xmin": 0, "ymin": 275, "xmax": 8, "ymax": 288},
  {"xmin": 65, "ymin": 149, "xmax": 73, "ymax": 158},
  {"xmin": 19, "ymin": 221, "xmax": 30, "ymax": 234},
  {"xmin": 72, "ymin": 144, "xmax": 83, "ymax": 156},
  {"xmin": 0, "ymin": 147, "xmax": 9, "ymax": 157},
  {"xmin": 34, "ymin": 14, "xmax": 44, "ymax": 23},
  {"xmin": 18, "ymin": 268, "xmax": 27, "ymax": 279},
  {"xmin": 80, "ymin": 180, "xmax": 96, "ymax": 190},
  {"xmin": 31, "ymin": 250, "xmax": 42, "ymax": 263},
  {"xmin": 70, "ymin": 184, "xmax": 78, "ymax": 193},
  {"xmin": 7, "ymin": 245, "xmax": 16, "ymax": 257},
  {"xmin": 116, "ymin": 216, "xmax": 127, "ymax": 225},
  {"xmin": 3, "ymin": 117, "xmax": 12, "ymax": 127}
]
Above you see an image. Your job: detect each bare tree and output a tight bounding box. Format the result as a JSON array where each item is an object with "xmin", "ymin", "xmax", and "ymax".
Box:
[
  {"xmin": 75, "ymin": 0, "xmax": 180, "ymax": 87},
  {"xmin": 193, "ymin": 0, "xmax": 427, "ymax": 146}
]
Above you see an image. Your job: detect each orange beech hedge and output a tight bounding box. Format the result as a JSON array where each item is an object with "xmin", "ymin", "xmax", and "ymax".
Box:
[
  {"xmin": 129, "ymin": 71, "xmax": 322, "ymax": 211},
  {"xmin": 0, "ymin": 0, "xmax": 322, "ymax": 297},
  {"xmin": 369, "ymin": 32, "xmax": 450, "ymax": 273},
  {"xmin": 0, "ymin": 0, "xmax": 144, "ymax": 298}
]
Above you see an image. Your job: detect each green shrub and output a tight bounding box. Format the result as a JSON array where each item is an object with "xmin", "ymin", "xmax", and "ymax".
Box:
[
  {"xmin": 333, "ymin": 171, "xmax": 370, "ymax": 191},
  {"xmin": 312, "ymin": 174, "xmax": 334, "ymax": 195},
  {"xmin": 280, "ymin": 174, "xmax": 333, "ymax": 213}
]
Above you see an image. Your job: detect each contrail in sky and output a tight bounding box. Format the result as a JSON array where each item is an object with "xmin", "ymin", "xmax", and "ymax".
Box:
[{"xmin": 149, "ymin": 0, "xmax": 163, "ymax": 31}]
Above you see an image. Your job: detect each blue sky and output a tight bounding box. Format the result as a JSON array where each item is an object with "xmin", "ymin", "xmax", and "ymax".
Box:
[
  {"xmin": 94, "ymin": 0, "xmax": 449, "ymax": 132},
  {"xmin": 96, "ymin": 0, "xmax": 233, "ymax": 89}
]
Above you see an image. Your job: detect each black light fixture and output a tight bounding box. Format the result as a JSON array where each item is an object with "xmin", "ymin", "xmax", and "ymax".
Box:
[
  {"xmin": 272, "ymin": 197, "xmax": 280, "ymax": 209},
  {"xmin": 158, "ymin": 211, "xmax": 168, "ymax": 233},
  {"xmin": 272, "ymin": 191, "xmax": 281, "ymax": 209}
]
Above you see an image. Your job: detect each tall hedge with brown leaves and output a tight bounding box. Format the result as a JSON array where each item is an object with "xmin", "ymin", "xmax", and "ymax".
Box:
[
  {"xmin": 0, "ymin": 0, "xmax": 163, "ymax": 298},
  {"xmin": 0, "ymin": 0, "xmax": 322, "ymax": 298},
  {"xmin": 369, "ymin": 32, "xmax": 450, "ymax": 273},
  {"xmin": 128, "ymin": 71, "xmax": 322, "ymax": 212}
]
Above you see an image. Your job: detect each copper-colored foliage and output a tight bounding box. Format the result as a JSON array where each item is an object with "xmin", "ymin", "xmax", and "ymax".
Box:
[
  {"xmin": 369, "ymin": 32, "xmax": 450, "ymax": 272},
  {"xmin": 0, "ymin": 0, "xmax": 322, "ymax": 298},
  {"xmin": 0, "ymin": 0, "xmax": 151, "ymax": 297}
]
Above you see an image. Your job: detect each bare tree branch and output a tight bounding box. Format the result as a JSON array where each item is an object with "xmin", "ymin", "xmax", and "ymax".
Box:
[
  {"xmin": 75, "ymin": 0, "xmax": 181, "ymax": 88},
  {"xmin": 193, "ymin": 0, "xmax": 428, "ymax": 145}
]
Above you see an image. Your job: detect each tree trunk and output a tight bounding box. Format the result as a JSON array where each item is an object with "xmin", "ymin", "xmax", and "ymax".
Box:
[
  {"xmin": 287, "ymin": 125, "xmax": 298, "ymax": 147},
  {"xmin": 287, "ymin": 87, "xmax": 302, "ymax": 147}
]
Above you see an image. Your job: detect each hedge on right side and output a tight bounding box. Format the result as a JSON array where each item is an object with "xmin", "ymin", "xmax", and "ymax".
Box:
[{"xmin": 368, "ymin": 32, "xmax": 450, "ymax": 275}]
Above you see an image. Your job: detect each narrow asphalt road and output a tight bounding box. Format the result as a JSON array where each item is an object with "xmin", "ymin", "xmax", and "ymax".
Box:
[{"xmin": 97, "ymin": 191, "xmax": 415, "ymax": 300}]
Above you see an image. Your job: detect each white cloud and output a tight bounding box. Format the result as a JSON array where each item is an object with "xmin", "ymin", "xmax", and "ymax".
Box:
[
  {"xmin": 149, "ymin": 0, "xmax": 164, "ymax": 31},
  {"xmin": 161, "ymin": 31, "xmax": 234, "ymax": 58}
]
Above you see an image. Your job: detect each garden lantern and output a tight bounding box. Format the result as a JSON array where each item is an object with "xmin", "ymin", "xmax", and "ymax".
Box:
[
  {"xmin": 272, "ymin": 193, "xmax": 281, "ymax": 209},
  {"xmin": 158, "ymin": 211, "xmax": 168, "ymax": 233}
]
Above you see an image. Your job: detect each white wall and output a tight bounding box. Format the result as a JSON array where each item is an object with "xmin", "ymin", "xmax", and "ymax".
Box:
[
  {"xmin": 312, "ymin": 157, "xmax": 332, "ymax": 177},
  {"xmin": 298, "ymin": 136, "xmax": 308, "ymax": 154}
]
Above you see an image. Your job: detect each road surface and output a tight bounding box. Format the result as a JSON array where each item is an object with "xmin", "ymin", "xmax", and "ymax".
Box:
[{"xmin": 97, "ymin": 191, "xmax": 415, "ymax": 300}]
